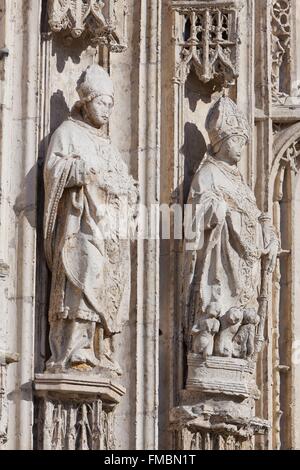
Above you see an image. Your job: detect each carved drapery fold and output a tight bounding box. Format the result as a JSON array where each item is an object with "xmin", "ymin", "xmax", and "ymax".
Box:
[
  {"xmin": 47, "ymin": 0, "xmax": 128, "ymax": 51},
  {"xmin": 171, "ymin": 0, "xmax": 243, "ymax": 86}
]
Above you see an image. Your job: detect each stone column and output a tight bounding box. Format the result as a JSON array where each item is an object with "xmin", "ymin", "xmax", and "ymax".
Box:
[{"xmin": 134, "ymin": 0, "xmax": 161, "ymax": 450}]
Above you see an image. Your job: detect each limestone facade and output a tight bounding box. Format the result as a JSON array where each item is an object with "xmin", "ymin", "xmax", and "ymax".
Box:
[{"xmin": 0, "ymin": 0, "xmax": 300, "ymax": 450}]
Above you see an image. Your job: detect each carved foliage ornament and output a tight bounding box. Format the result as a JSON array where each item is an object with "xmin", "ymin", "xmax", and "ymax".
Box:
[
  {"xmin": 172, "ymin": 0, "xmax": 243, "ymax": 86},
  {"xmin": 35, "ymin": 398, "xmax": 114, "ymax": 450},
  {"xmin": 281, "ymin": 139, "xmax": 300, "ymax": 174},
  {"xmin": 271, "ymin": 0, "xmax": 292, "ymax": 103},
  {"xmin": 48, "ymin": 0, "xmax": 128, "ymax": 51}
]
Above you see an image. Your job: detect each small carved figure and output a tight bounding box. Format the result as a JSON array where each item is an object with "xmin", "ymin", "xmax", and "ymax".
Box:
[
  {"xmin": 214, "ymin": 308, "xmax": 243, "ymax": 357},
  {"xmin": 232, "ymin": 308, "xmax": 260, "ymax": 358},
  {"xmin": 191, "ymin": 303, "xmax": 220, "ymax": 357}
]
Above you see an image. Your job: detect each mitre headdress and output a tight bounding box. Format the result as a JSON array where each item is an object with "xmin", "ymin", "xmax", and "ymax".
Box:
[
  {"xmin": 205, "ymin": 96, "xmax": 250, "ymax": 150},
  {"xmin": 76, "ymin": 64, "xmax": 114, "ymax": 106}
]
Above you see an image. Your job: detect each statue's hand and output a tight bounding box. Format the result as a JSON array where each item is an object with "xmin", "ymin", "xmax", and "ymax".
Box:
[
  {"xmin": 85, "ymin": 167, "xmax": 97, "ymax": 184},
  {"xmin": 265, "ymin": 238, "xmax": 279, "ymax": 274},
  {"xmin": 213, "ymin": 198, "xmax": 227, "ymax": 225}
]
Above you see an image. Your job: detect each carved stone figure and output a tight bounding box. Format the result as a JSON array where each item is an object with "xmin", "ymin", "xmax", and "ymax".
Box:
[
  {"xmin": 232, "ymin": 308, "xmax": 260, "ymax": 358},
  {"xmin": 44, "ymin": 64, "xmax": 137, "ymax": 374},
  {"xmin": 214, "ymin": 307, "xmax": 243, "ymax": 357},
  {"xmin": 191, "ymin": 303, "xmax": 220, "ymax": 357},
  {"xmin": 184, "ymin": 96, "xmax": 279, "ymax": 360}
]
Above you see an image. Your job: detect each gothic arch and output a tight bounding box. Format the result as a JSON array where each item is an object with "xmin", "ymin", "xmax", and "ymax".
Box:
[
  {"xmin": 270, "ymin": 121, "xmax": 300, "ymax": 196},
  {"xmin": 271, "ymin": 121, "xmax": 300, "ymax": 449}
]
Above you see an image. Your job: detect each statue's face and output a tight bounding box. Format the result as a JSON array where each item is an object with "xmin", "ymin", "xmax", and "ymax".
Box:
[
  {"xmin": 85, "ymin": 94, "xmax": 114, "ymax": 128},
  {"xmin": 219, "ymin": 135, "xmax": 247, "ymax": 164}
]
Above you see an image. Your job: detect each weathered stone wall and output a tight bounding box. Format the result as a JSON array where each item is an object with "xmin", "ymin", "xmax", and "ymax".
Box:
[{"xmin": 1, "ymin": 0, "xmax": 300, "ymax": 450}]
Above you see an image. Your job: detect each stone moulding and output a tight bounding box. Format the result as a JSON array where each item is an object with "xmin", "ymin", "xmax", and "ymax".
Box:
[
  {"xmin": 171, "ymin": 0, "xmax": 244, "ymax": 86},
  {"xmin": 34, "ymin": 373, "xmax": 126, "ymax": 403},
  {"xmin": 47, "ymin": 0, "xmax": 128, "ymax": 51}
]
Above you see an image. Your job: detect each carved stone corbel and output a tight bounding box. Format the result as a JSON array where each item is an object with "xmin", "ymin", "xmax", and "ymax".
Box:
[
  {"xmin": 34, "ymin": 374, "xmax": 125, "ymax": 450},
  {"xmin": 47, "ymin": 0, "xmax": 128, "ymax": 51}
]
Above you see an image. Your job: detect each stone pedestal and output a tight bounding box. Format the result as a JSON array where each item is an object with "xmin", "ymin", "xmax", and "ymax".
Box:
[
  {"xmin": 34, "ymin": 373, "xmax": 125, "ymax": 450},
  {"xmin": 186, "ymin": 354, "xmax": 260, "ymax": 400},
  {"xmin": 170, "ymin": 354, "xmax": 269, "ymax": 450}
]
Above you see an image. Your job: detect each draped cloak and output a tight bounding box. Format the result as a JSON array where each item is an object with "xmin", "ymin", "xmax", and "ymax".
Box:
[
  {"xmin": 44, "ymin": 114, "xmax": 137, "ymax": 335},
  {"xmin": 183, "ymin": 154, "xmax": 265, "ymax": 345}
]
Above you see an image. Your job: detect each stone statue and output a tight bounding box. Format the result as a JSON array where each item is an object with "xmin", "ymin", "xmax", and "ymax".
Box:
[
  {"xmin": 191, "ymin": 303, "xmax": 220, "ymax": 357},
  {"xmin": 44, "ymin": 65, "xmax": 138, "ymax": 374},
  {"xmin": 214, "ymin": 307, "xmax": 243, "ymax": 357},
  {"xmin": 184, "ymin": 96, "xmax": 279, "ymax": 360},
  {"xmin": 232, "ymin": 308, "xmax": 260, "ymax": 358}
]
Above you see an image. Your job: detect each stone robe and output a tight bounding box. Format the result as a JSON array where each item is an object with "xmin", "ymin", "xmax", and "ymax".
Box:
[
  {"xmin": 44, "ymin": 113, "xmax": 137, "ymax": 337},
  {"xmin": 183, "ymin": 153, "xmax": 265, "ymax": 344}
]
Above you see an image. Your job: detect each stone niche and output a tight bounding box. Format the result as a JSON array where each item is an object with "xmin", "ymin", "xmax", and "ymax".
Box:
[
  {"xmin": 162, "ymin": 0, "xmax": 277, "ymax": 452},
  {"xmin": 32, "ymin": 0, "xmax": 140, "ymax": 452}
]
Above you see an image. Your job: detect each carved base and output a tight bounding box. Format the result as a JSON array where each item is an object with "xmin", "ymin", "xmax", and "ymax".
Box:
[
  {"xmin": 170, "ymin": 399, "xmax": 269, "ymax": 450},
  {"xmin": 170, "ymin": 354, "xmax": 268, "ymax": 450},
  {"xmin": 34, "ymin": 373, "xmax": 125, "ymax": 450},
  {"xmin": 186, "ymin": 354, "xmax": 260, "ymax": 400},
  {"xmin": 172, "ymin": 426, "xmax": 259, "ymax": 450}
]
